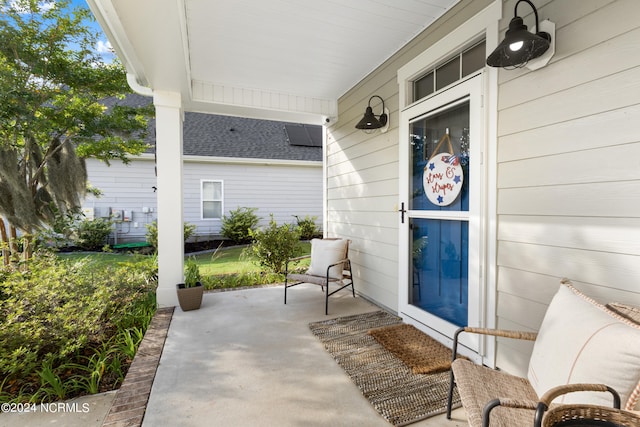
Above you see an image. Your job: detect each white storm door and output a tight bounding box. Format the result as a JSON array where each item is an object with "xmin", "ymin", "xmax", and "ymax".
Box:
[{"xmin": 399, "ymin": 74, "xmax": 484, "ymax": 359}]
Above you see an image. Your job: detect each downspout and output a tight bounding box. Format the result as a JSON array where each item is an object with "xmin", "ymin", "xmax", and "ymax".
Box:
[
  {"xmin": 127, "ymin": 73, "xmax": 153, "ymax": 97},
  {"xmin": 85, "ymin": 0, "xmax": 151, "ymax": 96}
]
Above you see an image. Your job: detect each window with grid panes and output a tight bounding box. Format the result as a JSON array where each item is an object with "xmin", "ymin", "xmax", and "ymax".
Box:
[{"xmin": 413, "ymin": 40, "xmax": 485, "ymax": 102}]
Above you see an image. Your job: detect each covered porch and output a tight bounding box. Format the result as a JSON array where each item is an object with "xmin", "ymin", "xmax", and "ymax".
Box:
[
  {"xmin": 85, "ymin": 0, "xmax": 640, "ymax": 414},
  {"xmin": 4, "ymin": 0, "xmax": 640, "ymax": 425}
]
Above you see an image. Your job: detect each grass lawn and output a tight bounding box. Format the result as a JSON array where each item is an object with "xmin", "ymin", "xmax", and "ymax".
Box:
[
  {"xmin": 57, "ymin": 241, "xmax": 312, "ymax": 277},
  {"xmin": 56, "ymin": 251, "xmax": 142, "ymax": 267},
  {"xmin": 188, "ymin": 245, "xmax": 259, "ymax": 275}
]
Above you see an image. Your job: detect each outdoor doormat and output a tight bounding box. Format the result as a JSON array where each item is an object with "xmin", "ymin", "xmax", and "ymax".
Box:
[
  {"xmin": 368, "ymin": 324, "xmax": 453, "ymax": 374},
  {"xmin": 309, "ymin": 310, "xmax": 461, "ymax": 426}
]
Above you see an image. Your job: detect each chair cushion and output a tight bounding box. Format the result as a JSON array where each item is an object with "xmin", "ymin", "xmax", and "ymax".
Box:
[
  {"xmin": 527, "ymin": 282, "xmax": 640, "ymax": 410},
  {"xmin": 306, "ymin": 238, "xmax": 347, "ymax": 279},
  {"xmin": 607, "ymin": 302, "xmax": 640, "ymax": 411}
]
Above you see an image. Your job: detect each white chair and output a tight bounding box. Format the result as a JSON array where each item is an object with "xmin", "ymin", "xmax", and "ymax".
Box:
[{"xmin": 284, "ymin": 238, "xmax": 354, "ymax": 315}]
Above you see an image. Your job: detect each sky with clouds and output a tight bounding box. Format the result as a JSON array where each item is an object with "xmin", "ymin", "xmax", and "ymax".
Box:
[
  {"xmin": 5, "ymin": 0, "xmax": 116, "ymax": 63},
  {"xmin": 72, "ymin": 0, "xmax": 116, "ymax": 62}
]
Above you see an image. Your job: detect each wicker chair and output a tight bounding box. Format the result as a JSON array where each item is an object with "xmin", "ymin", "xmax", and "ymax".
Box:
[
  {"xmin": 446, "ymin": 327, "xmax": 540, "ymax": 427},
  {"xmin": 284, "ymin": 238, "xmax": 354, "ymax": 315},
  {"xmin": 445, "ymin": 282, "xmax": 640, "ymax": 427},
  {"xmin": 537, "ymin": 384, "xmax": 640, "ymax": 427},
  {"xmin": 542, "ymin": 404, "xmax": 640, "ymax": 427}
]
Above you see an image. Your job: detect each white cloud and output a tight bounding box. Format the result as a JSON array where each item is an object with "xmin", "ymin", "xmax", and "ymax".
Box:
[
  {"xmin": 6, "ymin": 1, "xmax": 56, "ymax": 14},
  {"xmin": 38, "ymin": 1, "xmax": 55, "ymax": 12},
  {"xmin": 92, "ymin": 40, "xmax": 116, "ymax": 66},
  {"xmin": 95, "ymin": 39, "xmax": 113, "ymax": 54}
]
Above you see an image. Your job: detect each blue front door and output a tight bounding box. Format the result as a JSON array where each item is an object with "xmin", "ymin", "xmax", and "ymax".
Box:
[{"xmin": 409, "ymin": 101, "xmax": 470, "ymax": 327}]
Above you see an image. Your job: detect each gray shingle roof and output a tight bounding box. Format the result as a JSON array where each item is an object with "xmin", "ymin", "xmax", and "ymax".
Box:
[
  {"xmin": 108, "ymin": 94, "xmax": 322, "ymax": 162},
  {"xmin": 183, "ymin": 113, "xmax": 322, "ymax": 161}
]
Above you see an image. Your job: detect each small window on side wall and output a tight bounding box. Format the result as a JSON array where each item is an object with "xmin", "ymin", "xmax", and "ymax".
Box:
[{"xmin": 202, "ymin": 180, "xmax": 223, "ymax": 220}]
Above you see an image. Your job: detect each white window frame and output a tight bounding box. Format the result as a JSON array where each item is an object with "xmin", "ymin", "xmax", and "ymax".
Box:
[{"xmin": 201, "ymin": 180, "xmax": 224, "ymax": 220}]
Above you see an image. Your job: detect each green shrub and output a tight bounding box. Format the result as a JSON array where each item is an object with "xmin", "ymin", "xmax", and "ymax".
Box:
[
  {"xmin": 202, "ymin": 271, "xmax": 284, "ymax": 290},
  {"xmin": 68, "ymin": 347, "xmax": 111, "ymax": 395},
  {"xmin": 34, "ymin": 359, "xmax": 74, "ymax": 402},
  {"xmin": 184, "ymin": 258, "xmax": 201, "ymax": 287},
  {"xmin": 221, "ymin": 207, "xmax": 260, "ymax": 244},
  {"xmin": 294, "ymin": 215, "xmax": 319, "ymax": 240},
  {"xmin": 184, "ymin": 222, "xmax": 196, "ymax": 242},
  {"xmin": 75, "ymin": 218, "xmax": 113, "ymax": 251},
  {"xmin": 0, "ymin": 253, "xmax": 157, "ymax": 403},
  {"xmin": 145, "ymin": 220, "xmax": 196, "ymax": 250},
  {"xmin": 35, "ymin": 214, "xmax": 112, "ymax": 251},
  {"xmin": 247, "ymin": 215, "xmax": 301, "ymax": 274}
]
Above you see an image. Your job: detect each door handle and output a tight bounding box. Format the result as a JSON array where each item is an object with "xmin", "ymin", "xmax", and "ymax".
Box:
[{"xmin": 399, "ymin": 202, "xmax": 407, "ymax": 223}]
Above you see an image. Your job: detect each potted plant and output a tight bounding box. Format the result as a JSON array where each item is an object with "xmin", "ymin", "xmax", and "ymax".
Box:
[{"xmin": 176, "ymin": 258, "xmax": 204, "ymax": 311}]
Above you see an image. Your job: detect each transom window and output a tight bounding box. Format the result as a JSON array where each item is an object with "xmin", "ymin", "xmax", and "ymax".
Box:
[
  {"xmin": 201, "ymin": 180, "xmax": 223, "ymax": 220},
  {"xmin": 413, "ymin": 40, "xmax": 485, "ymax": 102}
]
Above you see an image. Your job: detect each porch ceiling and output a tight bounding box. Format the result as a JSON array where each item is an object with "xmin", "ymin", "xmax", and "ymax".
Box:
[{"xmin": 88, "ymin": 0, "xmax": 461, "ymax": 124}]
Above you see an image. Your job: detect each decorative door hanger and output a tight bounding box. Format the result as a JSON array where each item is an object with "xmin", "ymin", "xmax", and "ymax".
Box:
[{"xmin": 422, "ymin": 130, "xmax": 463, "ymax": 206}]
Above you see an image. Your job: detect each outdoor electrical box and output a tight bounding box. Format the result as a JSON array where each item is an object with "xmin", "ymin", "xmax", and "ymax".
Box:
[
  {"xmin": 95, "ymin": 207, "xmax": 110, "ymax": 218},
  {"xmin": 123, "ymin": 210, "xmax": 132, "ymax": 222},
  {"xmin": 111, "ymin": 208, "xmax": 123, "ymax": 221}
]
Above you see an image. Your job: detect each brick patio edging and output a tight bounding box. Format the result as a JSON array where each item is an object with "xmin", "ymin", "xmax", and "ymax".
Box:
[{"xmin": 101, "ymin": 306, "xmax": 174, "ymax": 427}]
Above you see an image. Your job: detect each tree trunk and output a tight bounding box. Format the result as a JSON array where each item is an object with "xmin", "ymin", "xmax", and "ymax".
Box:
[
  {"xmin": 0, "ymin": 218, "xmax": 8, "ymax": 266},
  {"xmin": 22, "ymin": 233, "xmax": 33, "ymax": 261},
  {"xmin": 9, "ymin": 225, "xmax": 20, "ymax": 262}
]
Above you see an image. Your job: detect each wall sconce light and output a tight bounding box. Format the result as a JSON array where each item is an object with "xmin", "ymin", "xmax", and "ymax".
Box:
[
  {"xmin": 355, "ymin": 95, "xmax": 389, "ymax": 133},
  {"xmin": 486, "ymin": 0, "xmax": 555, "ymax": 70}
]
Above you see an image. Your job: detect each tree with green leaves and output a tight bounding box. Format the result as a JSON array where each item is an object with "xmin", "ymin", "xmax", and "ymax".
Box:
[{"xmin": 0, "ymin": 0, "xmax": 153, "ymax": 261}]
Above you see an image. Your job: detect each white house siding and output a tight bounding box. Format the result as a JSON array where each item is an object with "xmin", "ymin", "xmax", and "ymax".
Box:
[
  {"xmin": 330, "ymin": 0, "xmax": 640, "ymax": 377},
  {"xmin": 494, "ymin": 0, "xmax": 640, "ymax": 376},
  {"xmin": 182, "ymin": 157, "xmax": 323, "ymax": 239},
  {"xmin": 84, "ymin": 157, "xmax": 322, "ymax": 243},
  {"xmin": 327, "ymin": 0, "xmax": 492, "ymax": 311},
  {"xmin": 84, "ymin": 158, "xmax": 158, "ymax": 243}
]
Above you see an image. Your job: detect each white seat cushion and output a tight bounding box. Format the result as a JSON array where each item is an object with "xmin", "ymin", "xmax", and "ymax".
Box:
[
  {"xmin": 306, "ymin": 239, "xmax": 347, "ymax": 279},
  {"xmin": 527, "ymin": 281, "xmax": 640, "ymax": 410}
]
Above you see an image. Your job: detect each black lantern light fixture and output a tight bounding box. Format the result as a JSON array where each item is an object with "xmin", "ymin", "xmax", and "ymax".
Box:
[
  {"xmin": 486, "ymin": 0, "xmax": 551, "ymax": 69},
  {"xmin": 355, "ymin": 95, "xmax": 388, "ymax": 133}
]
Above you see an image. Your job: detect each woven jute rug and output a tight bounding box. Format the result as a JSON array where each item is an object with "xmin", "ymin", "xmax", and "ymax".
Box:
[
  {"xmin": 368, "ymin": 323, "xmax": 453, "ymax": 375},
  {"xmin": 309, "ymin": 310, "xmax": 461, "ymax": 426}
]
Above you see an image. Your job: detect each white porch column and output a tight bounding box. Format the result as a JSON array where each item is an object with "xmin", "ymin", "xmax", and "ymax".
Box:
[{"xmin": 153, "ymin": 91, "xmax": 184, "ymax": 307}]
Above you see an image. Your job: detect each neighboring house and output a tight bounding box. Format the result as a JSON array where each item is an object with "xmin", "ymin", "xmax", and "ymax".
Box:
[
  {"xmin": 84, "ymin": 103, "xmax": 323, "ymax": 244},
  {"xmin": 90, "ymin": 0, "xmax": 640, "ymax": 379}
]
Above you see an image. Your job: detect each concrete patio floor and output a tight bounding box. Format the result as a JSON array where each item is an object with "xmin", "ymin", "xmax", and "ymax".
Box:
[
  {"xmin": 143, "ymin": 284, "xmax": 467, "ymax": 427},
  {"xmin": 0, "ymin": 284, "xmax": 467, "ymax": 427}
]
